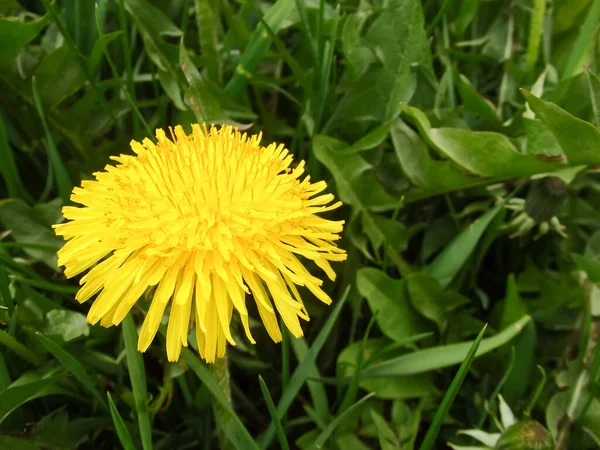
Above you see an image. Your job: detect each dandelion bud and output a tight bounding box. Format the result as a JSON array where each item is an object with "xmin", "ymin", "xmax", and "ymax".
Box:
[{"xmin": 495, "ymin": 420, "xmax": 555, "ymax": 450}]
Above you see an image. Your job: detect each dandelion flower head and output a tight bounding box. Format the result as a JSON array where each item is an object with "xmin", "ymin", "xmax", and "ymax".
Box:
[{"xmin": 54, "ymin": 124, "xmax": 346, "ymax": 362}]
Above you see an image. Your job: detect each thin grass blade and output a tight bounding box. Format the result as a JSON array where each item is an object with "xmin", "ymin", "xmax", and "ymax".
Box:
[
  {"xmin": 182, "ymin": 348, "xmax": 261, "ymax": 450},
  {"xmin": 307, "ymin": 393, "xmax": 375, "ymax": 450},
  {"xmin": 122, "ymin": 314, "xmax": 153, "ymax": 450},
  {"xmin": 419, "ymin": 324, "xmax": 488, "ymax": 450},
  {"xmin": 260, "ymin": 286, "xmax": 350, "ymax": 449},
  {"xmin": 258, "ymin": 376, "xmax": 290, "ymax": 450},
  {"xmin": 362, "ymin": 315, "xmax": 530, "ymax": 379},
  {"xmin": 0, "ymin": 114, "xmax": 29, "ymax": 201},
  {"xmin": 107, "ymin": 392, "xmax": 138, "ymax": 450},
  {"xmin": 224, "ymin": 0, "xmax": 294, "ymax": 98},
  {"xmin": 36, "ymin": 332, "xmax": 109, "ymax": 411},
  {"xmin": 31, "ymin": 77, "xmax": 72, "ymax": 205}
]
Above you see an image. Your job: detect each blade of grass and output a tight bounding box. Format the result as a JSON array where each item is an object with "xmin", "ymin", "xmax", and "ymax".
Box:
[
  {"xmin": 0, "ymin": 329, "xmax": 43, "ymax": 366},
  {"xmin": 195, "ymin": 0, "xmax": 221, "ymax": 84},
  {"xmin": 243, "ymin": 0, "xmax": 309, "ymax": 96},
  {"xmin": 224, "ymin": 0, "xmax": 295, "ymax": 98},
  {"xmin": 525, "ymin": 0, "xmax": 546, "ymax": 74},
  {"xmin": 95, "ymin": 5, "xmax": 153, "ymax": 138},
  {"xmin": 31, "ymin": 77, "xmax": 72, "ymax": 205},
  {"xmin": 39, "ymin": 0, "xmax": 113, "ymax": 119},
  {"xmin": 36, "ymin": 332, "xmax": 109, "ymax": 412},
  {"xmin": 418, "ymin": 324, "xmax": 488, "ymax": 450},
  {"xmin": 524, "ymin": 365, "xmax": 547, "ymax": 417},
  {"xmin": 362, "ymin": 315, "xmax": 530, "ymax": 379},
  {"xmin": 107, "ymin": 392, "xmax": 137, "ymax": 450},
  {"xmin": 0, "ymin": 113, "xmax": 29, "ymax": 201},
  {"xmin": 562, "ymin": 0, "xmax": 600, "ymax": 79},
  {"xmin": 289, "ymin": 336, "xmax": 329, "ymax": 425},
  {"xmin": 0, "ymin": 266, "xmax": 13, "ymax": 314},
  {"xmin": 337, "ymin": 311, "xmax": 378, "ymax": 414},
  {"xmin": 0, "ymin": 353, "xmax": 10, "ymax": 390},
  {"xmin": 13, "ymin": 276, "xmax": 79, "ymax": 294},
  {"xmin": 426, "ymin": 202, "xmax": 504, "ymax": 288},
  {"xmin": 182, "ymin": 348, "xmax": 261, "ymax": 450},
  {"xmin": 293, "ymin": 0, "xmax": 318, "ymax": 69},
  {"xmin": 258, "ymin": 376, "xmax": 290, "ymax": 450},
  {"xmin": 281, "ymin": 324, "xmax": 289, "ymax": 390},
  {"xmin": 427, "ymin": 0, "xmax": 456, "ymax": 33},
  {"xmin": 313, "ymin": 5, "xmax": 339, "ymax": 132},
  {"xmin": 260, "ymin": 286, "xmax": 350, "ymax": 449},
  {"xmin": 122, "ymin": 314, "xmax": 153, "ymax": 450},
  {"xmin": 307, "ymin": 393, "xmax": 376, "ymax": 450},
  {"xmin": 477, "ymin": 346, "xmax": 516, "ymax": 428},
  {"xmin": 118, "ymin": 0, "xmax": 140, "ymax": 137}
]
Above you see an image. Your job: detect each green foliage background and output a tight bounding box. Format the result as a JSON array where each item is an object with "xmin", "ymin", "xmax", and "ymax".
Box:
[{"xmin": 1, "ymin": 0, "xmax": 600, "ymax": 448}]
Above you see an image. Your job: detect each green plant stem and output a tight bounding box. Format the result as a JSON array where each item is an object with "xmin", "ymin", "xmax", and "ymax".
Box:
[{"xmin": 210, "ymin": 352, "xmax": 235, "ymax": 450}]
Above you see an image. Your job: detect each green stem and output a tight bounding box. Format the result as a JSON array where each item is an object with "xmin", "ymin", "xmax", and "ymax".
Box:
[{"xmin": 210, "ymin": 352, "xmax": 235, "ymax": 450}]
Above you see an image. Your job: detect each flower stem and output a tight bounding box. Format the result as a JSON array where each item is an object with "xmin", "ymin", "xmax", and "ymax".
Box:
[{"xmin": 210, "ymin": 352, "xmax": 235, "ymax": 450}]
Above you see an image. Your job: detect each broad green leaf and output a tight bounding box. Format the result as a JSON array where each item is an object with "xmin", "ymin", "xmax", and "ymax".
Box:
[
  {"xmin": 361, "ymin": 315, "xmax": 531, "ymax": 379},
  {"xmin": 313, "ymin": 135, "xmax": 398, "ymax": 211},
  {"xmin": 402, "ymin": 103, "xmax": 569, "ymax": 179},
  {"xmin": 326, "ymin": 0, "xmax": 432, "ymax": 130},
  {"xmin": 0, "ymin": 13, "xmax": 49, "ymax": 66},
  {"xmin": 572, "ymin": 253, "xmax": 600, "ymax": 283},
  {"xmin": 391, "ymin": 119, "xmax": 479, "ymax": 195},
  {"xmin": 406, "ymin": 273, "xmax": 468, "ymax": 332},
  {"xmin": 523, "ymin": 90, "xmax": 600, "ymax": 165},
  {"xmin": 313, "ymin": 135, "xmax": 410, "ymax": 275},
  {"xmin": 338, "ymin": 338, "xmax": 438, "ymax": 400},
  {"xmin": 41, "ymin": 309, "xmax": 89, "ymax": 342},
  {"xmin": 523, "ymin": 117, "xmax": 563, "ymax": 157},
  {"xmin": 34, "ymin": 32, "xmax": 120, "ymax": 108},
  {"xmin": 124, "ymin": 0, "xmax": 181, "ymax": 72},
  {"xmin": 346, "ymin": 123, "xmax": 392, "ymax": 153},
  {"xmin": 361, "ymin": 214, "xmax": 415, "ymax": 256},
  {"xmin": 0, "ymin": 199, "xmax": 63, "ymax": 269},
  {"xmin": 429, "ymin": 127, "xmax": 563, "ymax": 178},
  {"xmin": 457, "ymin": 74, "xmax": 500, "ymax": 122},
  {"xmin": 356, "ymin": 268, "xmax": 430, "ymax": 343}
]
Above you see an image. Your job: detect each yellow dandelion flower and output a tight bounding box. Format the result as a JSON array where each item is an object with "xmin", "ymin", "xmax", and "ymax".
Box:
[{"xmin": 53, "ymin": 124, "xmax": 346, "ymax": 363}]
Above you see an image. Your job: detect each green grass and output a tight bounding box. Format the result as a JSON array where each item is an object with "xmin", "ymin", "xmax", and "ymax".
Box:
[{"xmin": 2, "ymin": 0, "xmax": 600, "ymax": 449}]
